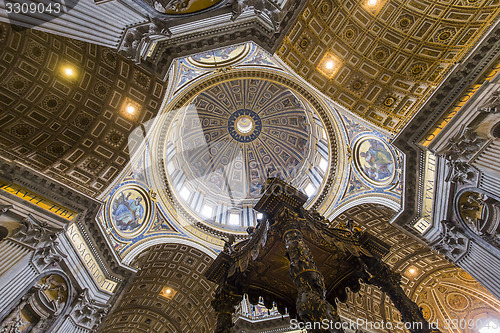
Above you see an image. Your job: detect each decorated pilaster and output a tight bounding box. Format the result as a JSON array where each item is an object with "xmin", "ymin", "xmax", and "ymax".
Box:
[
  {"xmin": 56, "ymin": 288, "xmax": 109, "ymax": 333},
  {"xmin": 0, "ymin": 215, "xmax": 60, "ymax": 312}
]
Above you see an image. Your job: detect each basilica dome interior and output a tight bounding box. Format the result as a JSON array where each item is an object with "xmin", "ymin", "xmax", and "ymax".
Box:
[{"xmin": 0, "ymin": 0, "xmax": 500, "ymax": 332}]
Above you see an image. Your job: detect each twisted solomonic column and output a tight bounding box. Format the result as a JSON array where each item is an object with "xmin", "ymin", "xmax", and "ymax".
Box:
[
  {"xmin": 359, "ymin": 255, "xmax": 440, "ymax": 333},
  {"xmin": 280, "ymin": 208, "xmax": 344, "ymax": 333},
  {"xmin": 211, "ymin": 286, "xmax": 243, "ymax": 333}
]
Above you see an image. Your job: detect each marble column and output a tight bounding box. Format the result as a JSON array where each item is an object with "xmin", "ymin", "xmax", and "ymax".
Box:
[
  {"xmin": 0, "ymin": 239, "xmax": 37, "ymax": 314},
  {"xmin": 458, "ymin": 241, "xmax": 500, "ymax": 298}
]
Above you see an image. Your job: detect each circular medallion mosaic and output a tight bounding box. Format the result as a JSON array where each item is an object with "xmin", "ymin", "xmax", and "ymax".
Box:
[
  {"xmin": 354, "ymin": 137, "xmax": 395, "ymax": 185},
  {"xmin": 446, "ymin": 293, "xmax": 469, "ymax": 311},
  {"xmin": 419, "ymin": 303, "xmax": 433, "ymax": 321},
  {"xmin": 109, "ymin": 185, "xmax": 151, "ymax": 238}
]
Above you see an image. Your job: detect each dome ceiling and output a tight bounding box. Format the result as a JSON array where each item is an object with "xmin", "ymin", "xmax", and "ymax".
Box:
[
  {"xmin": 277, "ymin": 0, "xmax": 500, "ymax": 133},
  {"xmin": 164, "ymin": 78, "xmax": 331, "ymax": 229}
]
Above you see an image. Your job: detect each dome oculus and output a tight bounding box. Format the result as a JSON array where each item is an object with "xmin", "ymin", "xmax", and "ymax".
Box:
[
  {"xmin": 236, "ymin": 116, "xmax": 253, "ymax": 134},
  {"xmin": 228, "ymin": 109, "xmax": 261, "ymax": 142}
]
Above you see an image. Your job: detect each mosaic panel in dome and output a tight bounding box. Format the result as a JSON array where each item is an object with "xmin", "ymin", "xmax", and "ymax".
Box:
[
  {"xmin": 354, "ymin": 136, "xmax": 396, "ymax": 185},
  {"xmin": 109, "ymin": 185, "xmax": 152, "ymax": 238},
  {"xmin": 277, "ymin": 0, "xmax": 500, "ymax": 133},
  {"xmin": 0, "ymin": 23, "xmax": 167, "ymax": 197},
  {"xmin": 98, "ymin": 163, "xmax": 183, "ymax": 255}
]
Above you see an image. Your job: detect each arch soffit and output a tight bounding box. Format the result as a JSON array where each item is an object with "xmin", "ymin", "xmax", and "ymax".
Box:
[{"xmin": 122, "ymin": 236, "xmax": 218, "ymax": 265}]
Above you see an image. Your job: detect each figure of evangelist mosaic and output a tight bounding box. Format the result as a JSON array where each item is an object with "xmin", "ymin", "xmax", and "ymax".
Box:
[
  {"xmin": 112, "ymin": 189, "xmax": 145, "ymax": 233},
  {"xmin": 356, "ymin": 137, "xmax": 395, "ymax": 184}
]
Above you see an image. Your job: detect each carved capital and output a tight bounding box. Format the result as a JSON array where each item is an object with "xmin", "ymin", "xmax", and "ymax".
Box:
[
  {"xmin": 70, "ymin": 289, "xmax": 109, "ymax": 330},
  {"xmin": 231, "ymin": 0, "xmax": 284, "ymax": 32},
  {"xmin": 10, "ymin": 215, "xmax": 61, "ymax": 248},
  {"xmin": 444, "ymin": 159, "xmax": 476, "ymax": 184},
  {"xmin": 477, "ymin": 91, "xmax": 500, "ymax": 114},
  {"xmin": 118, "ymin": 18, "xmax": 171, "ymax": 63},
  {"xmin": 441, "ymin": 125, "xmax": 486, "ymax": 161},
  {"xmin": 433, "ymin": 220, "xmax": 470, "ymax": 262},
  {"xmin": 31, "ymin": 235, "xmax": 67, "ymax": 272}
]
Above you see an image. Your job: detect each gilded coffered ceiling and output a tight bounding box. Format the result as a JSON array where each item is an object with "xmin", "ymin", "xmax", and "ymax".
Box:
[
  {"xmin": 278, "ymin": 0, "xmax": 500, "ymax": 133},
  {"xmin": 100, "ymin": 243, "xmax": 216, "ymax": 333},
  {"xmin": 0, "ymin": 23, "xmax": 167, "ymax": 197}
]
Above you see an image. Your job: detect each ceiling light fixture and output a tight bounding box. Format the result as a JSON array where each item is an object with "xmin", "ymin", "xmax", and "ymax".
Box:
[
  {"xmin": 65, "ymin": 68, "xmax": 74, "ymax": 76},
  {"xmin": 408, "ymin": 268, "xmax": 416, "ymax": 274},
  {"xmin": 325, "ymin": 60, "xmax": 335, "ymax": 70},
  {"xmin": 160, "ymin": 286, "xmax": 177, "ymax": 299},
  {"xmin": 318, "ymin": 52, "xmax": 340, "ymax": 78},
  {"xmin": 368, "ymin": 0, "xmax": 378, "ymax": 6},
  {"xmin": 126, "ymin": 104, "xmax": 136, "ymax": 115}
]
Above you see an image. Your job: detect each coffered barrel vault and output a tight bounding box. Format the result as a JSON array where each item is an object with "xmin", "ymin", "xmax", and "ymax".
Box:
[
  {"xmin": 278, "ymin": 0, "xmax": 500, "ymax": 132},
  {"xmin": 0, "ymin": 1, "xmax": 499, "ymax": 332},
  {"xmin": 0, "ymin": 23, "xmax": 167, "ymax": 197}
]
